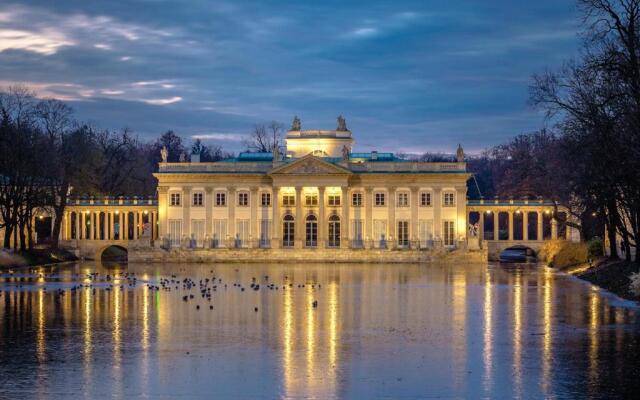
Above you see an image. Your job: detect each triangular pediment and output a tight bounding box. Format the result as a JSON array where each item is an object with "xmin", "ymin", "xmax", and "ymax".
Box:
[{"xmin": 270, "ymin": 154, "xmax": 351, "ymax": 175}]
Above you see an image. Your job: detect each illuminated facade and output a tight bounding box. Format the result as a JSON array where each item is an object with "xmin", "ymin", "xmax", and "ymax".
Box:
[{"xmin": 154, "ymin": 119, "xmax": 470, "ymax": 250}]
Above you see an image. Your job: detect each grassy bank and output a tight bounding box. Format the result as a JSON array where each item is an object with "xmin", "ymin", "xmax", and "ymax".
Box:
[
  {"xmin": 0, "ymin": 248, "xmax": 78, "ymax": 269},
  {"xmin": 566, "ymin": 258, "xmax": 640, "ymax": 302}
]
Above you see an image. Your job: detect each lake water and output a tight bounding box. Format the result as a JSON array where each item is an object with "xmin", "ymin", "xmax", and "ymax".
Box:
[{"xmin": 1, "ymin": 262, "xmax": 639, "ymax": 399}]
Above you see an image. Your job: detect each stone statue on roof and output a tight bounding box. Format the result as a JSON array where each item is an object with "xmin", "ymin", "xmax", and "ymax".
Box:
[
  {"xmin": 160, "ymin": 146, "xmax": 168, "ymax": 163},
  {"xmin": 341, "ymin": 144, "xmax": 350, "ymax": 161},
  {"xmin": 179, "ymin": 152, "xmax": 186, "ymax": 162},
  {"xmin": 456, "ymin": 144, "xmax": 465, "ymax": 162},
  {"xmin": 336, "ymin": 115, "xmax": 348, "ymax": 131},
  {"xmin": 291, "ymin": 116, "xmax": 301, "ymax": 131}
]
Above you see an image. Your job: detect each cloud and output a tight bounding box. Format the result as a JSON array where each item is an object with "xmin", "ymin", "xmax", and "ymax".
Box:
[
  {"xmin": 142, "ymin": 96, "xmax": 182, "ymax": 105},
  {"xmin": 191, "ymin": 133, "xmax": 245, "ymax": 142},
  {"xmin": 0, "ymin": 28, "xmax": 74, "ymax": 55}
]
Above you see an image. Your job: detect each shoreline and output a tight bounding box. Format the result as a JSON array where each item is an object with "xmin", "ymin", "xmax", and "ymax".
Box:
[
  {"xmin": 564, "ymin": 258, "xmax": 640, "ymax": 302},
  {"xmin": 0, "ymin": 248, "xmax": 78, "ymax": 270}
]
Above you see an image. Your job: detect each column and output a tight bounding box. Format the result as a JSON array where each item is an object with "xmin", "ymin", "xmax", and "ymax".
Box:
[
  {"xmin": 228, "ymin": 187, "xmax": 236, "ymax": 246},
  {"xmin": 365, "ymin": 187, "xmax": 373, "ymax": 247},
  {"xmin": 410, "ymin": 187, "xmax": 419, "ymax": 247},
  {"xmin": 523, "ymin": 211, "xmax": 528, "ymax": 241},
  {"xmin": 537, "ymin": 211, "xmax": 543, "ymax": 241},
  {"xmin": 182, "ymin": 187, "xmax": 191, "ymax": 242},
  {"xmin": 271, "ymin": 187, "xmax": 280, "ymax": 248},
  {"xmin": 493, "ymin": 212, "xmax": 499, "ymax": 241},
  {"xmin": 106, "ymin": 212, "xmax": 112, "ymax": 240},
  {"xmin": 158, "ymin": 186, "xmax": 168, "ymax": 239},
  {"xmin": 508, "ymin": 211, "xmax": 514, "ymax": 241},
  {"xmin": 341, "ymin": 186, "xmax": 349, "ymax": 248},
  {"xmin": 97, "ymin": 212, "xmax": 101, "ymax": 239},
  {"xmin": 433, "ymin": 187, "xmax": 442, "ymax": 242},
  {"xmin": 551, "ymin": 217, "xmax": 558, "ymax": 239},
  {"xmin": 318, "ymin": 186, "xmax": 326, "ymax": 248},
  {"xmin": 76, "ymin": 212, "xmax": 81, "ymax": 240},
  {"xmin": 250, "ymin": 187, "xmax": 258, "ymax": 248},
  {"xmin": 152, "ymin": 211, "xmax": 158, "ymax": 240},
  {"xmin": 123, "ymin": 211, "xmax": 128, "ymax": 240},
  {"xmin": 295, "ymin": 186, "xmax": 303, "ymax": 248},
  {"xmin": 387, "ymin": 187, "xmax": 396, "ymax": 248},
  {"xmin": 91, "ymin": 212, "xmax": 96, "ymax": 240},
  {"xmin": 205, "ymin": 188, "xmax": 213, "ymax": 242}
]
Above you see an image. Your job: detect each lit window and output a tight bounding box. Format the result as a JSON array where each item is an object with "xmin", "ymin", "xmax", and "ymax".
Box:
[
  {"xmin": 216, "ymin": 192, "xmax": 226, "ymax": 206},
  {"xmin": 282, "ymin": 194, "xmax": 295, "ymax": 206},
  {"xmin": 420, "ymin": 192, "xmax": 432, "ymax": 206},
  {"xmin": 352, "ymin": 192, "xmax": 362, "ymax": 207},
  {"xmin": 443, "ymin": 192, "xmax": 455, "ymax": 207},
  {"xmin": 375, "ymin": 192, "xmax": 386, "ymax": 206},
  {"xmin": 170, "ymin": 193, "xmax": 181, "ymax": 206},
  {"xmin": 397, "ymin": 192, "xmax": 409, "ymax": 207},
  {"xmin": 192, "ymin": 192, "xmax": 203, "ymax": 206},
  {"xmin": 261, "ymin": 193, "xmax": 271, "ymax": 206},
  {"xmin": 306, "ymin": 194, "xmax": 318, "ymax": 206},
  {"xmin": 328, "ymin": 194, "xmax": 341, "ymax": 206},
  {"xmin": 238, "ymin": 192, "xmax": 249, "ymax": 206}
]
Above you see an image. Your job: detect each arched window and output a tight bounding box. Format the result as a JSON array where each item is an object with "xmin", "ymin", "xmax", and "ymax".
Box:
[
  {"xmin": 328, "ymin": 214, "xmax": 340, "ymax": 248},
  {"xmin": 305, "ymin": 214, "xmax": 318, "ymax": 247},
  {"xmin": 283, "ymin": 214, "xmax": 295, "ymax": 247}
]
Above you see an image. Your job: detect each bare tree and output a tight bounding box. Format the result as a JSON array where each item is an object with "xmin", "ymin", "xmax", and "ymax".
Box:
[{"xmin": 243, "ymin": 121, "xmax": 283, "ymax": 152}]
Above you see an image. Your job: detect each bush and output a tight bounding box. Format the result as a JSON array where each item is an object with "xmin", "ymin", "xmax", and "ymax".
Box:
[
  {"xmin": 629, "ymin": 272, "xmax": 640, "ymax": 297},
  {"xmin": 539, "ymin": 240, "xmax": 589, "ymax": 269},
  {"xmin": 587, "ymin": 237, "xmax": 604, "ymax": 257}
]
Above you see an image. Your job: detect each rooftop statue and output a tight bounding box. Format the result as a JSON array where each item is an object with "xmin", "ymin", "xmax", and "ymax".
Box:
[
  {"xmin": 341, "ymin": 144, "xmax": 350, "ymax": 161},
  {"xmin": 272, "ymin": 143, "xmax": 280, "ymax": 161},
  {"xmin": 456, "ymin": 144, "xmax": 465, "ymax": 162},
  {"xmin": 160, "ymin": 146, "xmax": 168, "ymax": 163},
  {"xmin": 291, "ymin": 116, "xmax": 301, "ymax": 131},
  {"xmin": 179, "ymin": 152, "xmax": 186, "ymax": 162},
  {"xmin": 336, "ymin": 115, "xmax": 348, "ymax": 131}
]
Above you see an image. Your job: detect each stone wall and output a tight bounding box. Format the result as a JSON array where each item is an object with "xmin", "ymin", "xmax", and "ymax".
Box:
[{"xmin": 128, "ymin": 247, "xmax": 487, "ymax": 264}]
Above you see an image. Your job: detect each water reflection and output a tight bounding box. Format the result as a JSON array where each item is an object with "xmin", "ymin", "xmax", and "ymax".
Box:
[{"xmin": 0, "ymin": 262, "xmax": 639, "ymax": 399}]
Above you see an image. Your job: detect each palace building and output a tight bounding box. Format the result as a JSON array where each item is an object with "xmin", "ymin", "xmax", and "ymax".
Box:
[{"xmin": 154, "ymin": 117, "xmax": 470, "ymax": 250}]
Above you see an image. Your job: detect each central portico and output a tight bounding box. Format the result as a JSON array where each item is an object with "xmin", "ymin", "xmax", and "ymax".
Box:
[{"xmin": 154, "ymin": 117, "xmax": 470, "ymax": 251}]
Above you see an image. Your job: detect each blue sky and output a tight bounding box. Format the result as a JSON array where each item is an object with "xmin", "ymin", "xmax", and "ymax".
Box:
[{"xmin": 0, "ymin": 0, "xmax": 580, "ymax": 154}]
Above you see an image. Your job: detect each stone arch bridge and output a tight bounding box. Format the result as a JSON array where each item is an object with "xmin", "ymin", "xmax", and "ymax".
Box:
[{"xmin": 59, "ymin": 197, "xmax": 158, "ymax": 260}]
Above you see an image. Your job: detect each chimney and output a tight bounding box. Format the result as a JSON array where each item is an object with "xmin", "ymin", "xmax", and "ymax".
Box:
[{"xmin": 371, "ymin": 151, "xmax": 378, "ymax": 160}]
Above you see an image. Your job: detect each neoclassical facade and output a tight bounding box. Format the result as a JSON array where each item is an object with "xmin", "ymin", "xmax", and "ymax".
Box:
[{"xmin": 154, "ymin": 119, "xmax": 470, "ymax": 250}]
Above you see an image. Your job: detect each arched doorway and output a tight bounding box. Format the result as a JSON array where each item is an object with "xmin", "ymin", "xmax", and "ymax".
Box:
[
  {"xmin": 305, "ymin": 214, "xmax": 317, "ymax": 247},
  {"xmin": 328, "ymin": 214, "xmax": 340, "ymax": 248},
  {"xmin": 282, "ymin": 214, "xmax": 295, "ymax": 248},
  {"xmin": 99, "ymin": 245, "xmax": 128, "ymax": 262}
]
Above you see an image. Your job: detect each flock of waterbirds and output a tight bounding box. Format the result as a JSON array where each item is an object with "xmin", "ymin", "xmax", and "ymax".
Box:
[{"xmin": 0, "ymin": 268, "xmax": 323, "ymax": 312}]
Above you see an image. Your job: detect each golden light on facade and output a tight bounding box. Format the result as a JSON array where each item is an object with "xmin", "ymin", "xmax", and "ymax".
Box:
[
  {"xmin": 144, "ymin": 210, "xmax": 148, "ymax": 215},
  {"xmin": 115, "ymin": 210, "xmax": 119, "ymax": 215}
]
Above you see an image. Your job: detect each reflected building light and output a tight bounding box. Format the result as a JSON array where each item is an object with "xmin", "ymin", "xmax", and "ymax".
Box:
[
  {"xmin": 306, "ymin": 284, "xmax": 316, "ymax": 392},
  {"xmin": 37, "ymin": 289, "xmax": 45, "ymax": 364},
  {"xmin": 589, "ymin": 292, "xmax": 600, "ymax": 389},
  {"xmin": 83, "ymin": 287, "xmax": 92, "ymax": 398},
  {"xmin": 327, "ymin": 281, "xmax": 339, "ymax": 397},
  {"xmin": 513, "ymin": 270, "xmax": 523, "ymax": 399},
  {"xmin": 482, "ymin": 269, "xmax": 493, "ymax": 395},
  {"xmin": 452, "ymin": 270, "xmax": 467, "ymax": 389},
  {"xmin": 283, "ymin": 283, "xmax": 294, "ymax": 396},
  {"xmin": 541, "ymin": 267, "xmax": 553, "ymax": 396}
]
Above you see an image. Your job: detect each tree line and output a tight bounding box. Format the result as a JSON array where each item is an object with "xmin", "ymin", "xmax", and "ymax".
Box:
[{"xmin": 0, "ymin": 86, "xmax": 234, "ymax": 251}]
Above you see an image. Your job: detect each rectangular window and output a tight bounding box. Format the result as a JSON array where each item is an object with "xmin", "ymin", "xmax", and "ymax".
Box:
[
  {"xmin": 397, "ymin": 192, "xmax": 409, "ymax": 207},
  {"xmin": 261, "ymin": 193, "xmax": 271, "ymax": 206},
  {"xmin": 419, "ymin": 219, "xmax": 434, "ymax": 246},
  {"xmin": 375, "ymin": 192, "xmax": 386, "ymax": 206},
  {"xmin": 373, "ymin": 220, "xmax": 387, "ymax": 247},
  {"xmin": 238, "ymin": 192, "xmax": 249, "ymax": 206},
  {"xmin": 170, "ymin": 192, "xmax": 181, "ymax": 206},
  {"xmin": 236, "ymin": 219, "xmax": 249, "ymax": 247},
  {"xmin": 216, "ymin": 192, "xmax": 226, "ymax": 206},
  {"xmin": 259, "ymin": 219, "xmax": 271, "ymax": 247},
  {"xmin": 443, "ymin": 220, "xmax": 456, "ymax": 246},
  {"xmin": 168, "ymin": 219, "xmax": 182, "ymax": 246},
  {"xmin": 328, "ymin": 194, "xmax": 341, "ymax": 206},
  {"xmin": 191, "ymin": 219, "xmax": 205, "ymax": 247},
  {"xmin": 420, "ymin": 192, "xmax": 432, "ymax": 207},
  {"xmin": 443, "ymin": 192, "xmax": 455, "ymax": 207},
  {"xmin": 397, "ymin": 221, "xmax": 409, "ymax": 247},
  {"xmin": 282, "ymin": 194, "xmax": 295, "ymax": 206},
  {"xmin": 352, "ymin": 219, "xmax": 363, "ymax": 247},
  {"xmin": 192, "ymin": 192, "xmax": 203, "ymax": 206},
  {"xmin": 352, "ymin": 192, "xmax": 362, "ymax": 207},
  {"xmin": 305, "ymin": 194, "xmax": 318, "ymax": 206},
  {"xmin": 212, "ymin": 219, "xmax": 227, "ymax": 247}
]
